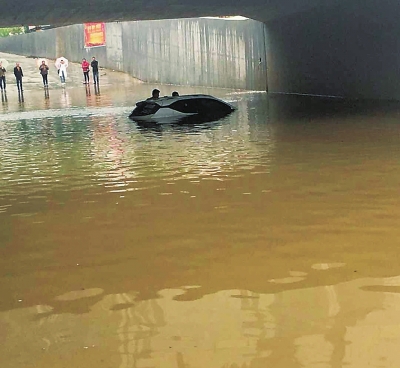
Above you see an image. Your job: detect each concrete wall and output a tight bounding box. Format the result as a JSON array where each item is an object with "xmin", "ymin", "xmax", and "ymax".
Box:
[
  {"xmin": 0, "ymin": 18, "xmax": 267, "ymax": 91},
  {"xmin": 265, "ymin": 0, "xmax": 400, "ymax": 100}
]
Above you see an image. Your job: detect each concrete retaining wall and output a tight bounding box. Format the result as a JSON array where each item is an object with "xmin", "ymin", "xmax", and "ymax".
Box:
[{"xmin": 0, "ymin": 18, "xmax": 267, "ymax": 91}]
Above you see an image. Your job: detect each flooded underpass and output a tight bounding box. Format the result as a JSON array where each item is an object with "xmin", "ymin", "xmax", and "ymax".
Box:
[{"xmin": 1, "ymin": 52, "xmax": 400, "ymax": 368}]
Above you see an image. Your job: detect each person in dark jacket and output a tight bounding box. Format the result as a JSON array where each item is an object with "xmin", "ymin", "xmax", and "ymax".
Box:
[
  {"xmin": 147, "ymin": 89, "xmax": 160, "ymax": 100},
  {"xmin": 13, "ymin": 63, "xmax": 23, "ymax": 91},
  {"xmin": 91, "ymin": 56, "xmax": 99, "ymax": 85},
  {"xmin": 39, "ymin": 60, "xmax": 49, "ymax": 87},
  {"xmin": 0, "ymin": 62, "xmax": 6, "ymax": 91}
]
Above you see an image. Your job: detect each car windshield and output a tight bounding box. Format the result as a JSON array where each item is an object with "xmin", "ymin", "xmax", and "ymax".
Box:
[{"xmin": 133, "ymin": 101, "xmax": 160, "ymax": 116}]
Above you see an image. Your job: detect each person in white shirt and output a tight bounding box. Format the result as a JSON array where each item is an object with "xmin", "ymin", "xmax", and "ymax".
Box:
[{"xmin": 58, "ymin": 59, "xmax": 68, "ymax": 84}]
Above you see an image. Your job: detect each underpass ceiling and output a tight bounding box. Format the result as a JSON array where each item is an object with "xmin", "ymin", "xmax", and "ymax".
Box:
[{"xmin": 0, "ymin": 0, "xmax": 339, "ymax": 27}]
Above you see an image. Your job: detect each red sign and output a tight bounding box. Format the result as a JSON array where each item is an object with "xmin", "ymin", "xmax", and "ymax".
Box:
[{"xmin": 84, "ymin": 23, "xmax": 106, "ymax": 48}]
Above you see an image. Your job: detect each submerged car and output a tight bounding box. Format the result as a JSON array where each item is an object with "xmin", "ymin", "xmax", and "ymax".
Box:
[{"xmin": 128, "ymin": 94, "xmax": 235, "ymax": 123}]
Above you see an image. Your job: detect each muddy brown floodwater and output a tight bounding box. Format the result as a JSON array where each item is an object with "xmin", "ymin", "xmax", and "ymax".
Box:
[{"xmin": 1, "ymin": 52, "xmax": 400, "ymax": 368}]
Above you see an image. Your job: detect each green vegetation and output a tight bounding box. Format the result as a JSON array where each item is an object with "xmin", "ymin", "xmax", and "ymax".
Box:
[{"xmin": 0, "ymin": 27, "xmax": 24, "ymax": 37}]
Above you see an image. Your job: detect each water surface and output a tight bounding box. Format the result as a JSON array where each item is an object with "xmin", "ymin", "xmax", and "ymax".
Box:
[{"xmin": 1, "ymin": 54, "xmax": 400, "ymax": 367}]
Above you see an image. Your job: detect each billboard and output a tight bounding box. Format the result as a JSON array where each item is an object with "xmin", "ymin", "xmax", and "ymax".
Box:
[{"xmin": 84, "ymin": 23, "xmax": 106, "ymax": 48}]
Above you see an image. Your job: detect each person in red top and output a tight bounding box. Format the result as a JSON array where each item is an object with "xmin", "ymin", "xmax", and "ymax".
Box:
[{"xmin": 81, "ymin": 58, "xmax": 90, "ymax": 84}]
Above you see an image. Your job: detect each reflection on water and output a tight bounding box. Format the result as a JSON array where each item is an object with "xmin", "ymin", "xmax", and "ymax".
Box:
[
  {"xmin": 59, "ymin": 89, "xmax": 71, "ymax": 108},
  {"xmin": 1, "ymin": 88, "xmax": 400, "ymax": 367},
  {"xmin": 44, "ymin": 86, "xmax": 49, "ymax": 101},
  {"xmin": 18, "ymin": 90, "xmax": 24, "ymax": 105},
  {"xmin": 1, "ymin": 89, "xmax": 7, "ymax": 103},
  {"xmin": 2, "ymin": 276, "xmax": 400, "ymax": 368}
]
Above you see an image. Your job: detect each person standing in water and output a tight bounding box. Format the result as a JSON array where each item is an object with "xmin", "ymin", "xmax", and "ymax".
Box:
[
  {"xmin": 58, "ymin": 59, "xmax": 67, "ymax": 85},
  {"xmin": 39, "ymin": 60, "xmax": 49, "ymax": 87},
  {"xmin": 0, "ymin": 62, "xmax": 6, "ymax": 92},
  {"xmin": 81, "ymin": 58, "xmax": 90, "ymax": 84},
  {"xmin": 13, "ymin": 63, "xmax": 23, "ymax": 91},
  {"xmin": 91, "ymin": 56, "xmax": 99, "ymax": 85}
]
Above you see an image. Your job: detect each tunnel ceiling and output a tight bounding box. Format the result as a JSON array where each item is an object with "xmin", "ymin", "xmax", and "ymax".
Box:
[{"xmin": 0, "ymin": 0, "xmax": 341, "ymax": 27}]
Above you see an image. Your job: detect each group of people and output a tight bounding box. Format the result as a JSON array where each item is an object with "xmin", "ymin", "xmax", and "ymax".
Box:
[
  {"xmin": 81, "ymin": 57, "xmax": 99, "ymax": 85},
  {"xmin": 0, "ymin": 56, "xmax": 100, "ymax": 91},
  {"xmin": 0, "ymin": 60, "xmax": 178, "ymax": 100},
  {"xmin": 146, "ymin": 88, "xmax": 179, "ymax": 100},
  {"xmin": 56, "ymin": 56, "xmax": 99, "ymax": 86},
  {"xmin": 53, "ymin": 57, "xmax": 99, "ymax": 86},
  {"xmin": 0, "ymin": 62, "xmax": 24, "ymax": 92}
]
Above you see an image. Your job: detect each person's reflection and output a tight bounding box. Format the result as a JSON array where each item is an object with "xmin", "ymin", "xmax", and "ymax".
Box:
[
  {"xmin": 1, "ymin": 90, "xmax": 8, "ymax": 112},
  {"xmin": 18, "ymin": 90, "xmax": 24, "ymax": 104},
  {"xmin": 44, "ymin": 86, "xmax": 49, "ymax": 99},
  {"xmin": 94, "ymin": 84, "xmax": 100, "ymax": 96},
  {"xmin": 60, "ymin": 89, "xmax": 71, "ymax": 108},
  {"xmin": 85, "ymin": 84, "xmax": 94, "ymax": 107},
  {"xmin": 44, "ymin": 88, "xmax": 50, "ymax": 109},
  {"xmin": 1, "ymin": 89, "xmax": 7, "ymax": 103},
  {"xmin": 85, "ymin": 83, "xmax": 91, "ymax": 97}
]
